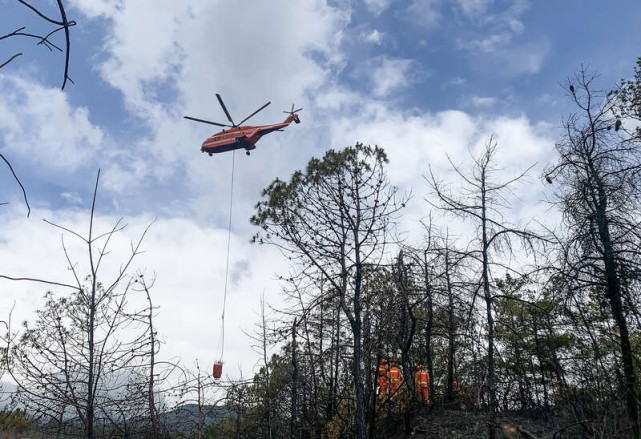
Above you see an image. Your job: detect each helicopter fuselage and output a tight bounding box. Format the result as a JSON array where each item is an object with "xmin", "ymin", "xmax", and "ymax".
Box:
[{"xmin": 201, "ymin": 114, "xmax": 300, "ymax": 155}]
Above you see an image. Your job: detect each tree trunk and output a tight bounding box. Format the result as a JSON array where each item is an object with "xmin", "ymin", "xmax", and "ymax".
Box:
[
  {"xmin": 291, "ymin": 319, "xmax": 298, "ymax": 439},
  {"xmin": 87, "ymin": 283, "xmax": 96, "ymax": 439},
  {"xmin": 330, "ymin": 303, "xmax": 341, "ymax": 420},
  {"xmin": 350, "ymin": 171, "xmax": 367, "ymax": 439},
  {"xmin": 533, "ymin": 318, "xmax": 549, "ymax": 410},
  {"xmin": 363, "ymin": 287, "xmax": 374, "ymax": 439},
  {"xmin": 591, "ymin": 154, "xmax": 639, "ymax": 437},
  {"xmin": 600, "ymin": 219, "xmax": 639, "ymax": 437},
  {"xmin": 481, "ymin": 171, "xmax": 497, "ymax": 439},
  {"xmin": 351, "ymin": 262, "xmax": 367, "ymax": 439},
  {"xmin": 261, "ymin": 299, "xmax": 273, "ymax": 439},
  {"xmin": 197, "ymin": 372, "xmax": 203, "ymax": 437},
  {"xmin": 145, "ymin": 287, "xmax": 160, "ymax": 439},
  {"xmin": 444, "ymin": 245, "xmax": 455, "ymax": 404},
  {"xmin": 299, "ymin": 309, "xmax": 320, "ymax": 437},
  {"xmin": 424, "ymin": 251, "xmax": 434, "ymax": 402}
]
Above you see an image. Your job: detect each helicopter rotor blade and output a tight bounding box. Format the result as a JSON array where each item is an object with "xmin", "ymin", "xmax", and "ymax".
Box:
[
  {"xmin": 183, "ymin": 116, "xmax": 230, "ymax": 127},
  {"xmin": 216, "ymin": 93, "xmax": 235, "ymax": 126},
  {"xmin": 238, "ymin": 101, "xmax": 271, "ymax": 126},
  {"xmin": 283, "ymin": 108, "xmax": 303, "ymax": 114}
]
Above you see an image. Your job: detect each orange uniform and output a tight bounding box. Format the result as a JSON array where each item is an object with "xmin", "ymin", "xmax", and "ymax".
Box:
[
  {"xmin": 378, "ymin": 360, "xmax": 390, "ymax": 398},
  {"xmin": 453, "ymin": 380, "xmax": 461, "ymax": 399},
  {"xmin": 389, "ymin": 363, "xmax": 403, "ymax": 395},
  {"xmin": 415, "ymin": 366, "xmax": 430, "ymax": 404}
]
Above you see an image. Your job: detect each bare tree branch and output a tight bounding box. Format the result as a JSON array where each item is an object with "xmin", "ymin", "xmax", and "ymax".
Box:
[{"xmin": 0, "ymin": 153, "xmax": 30, "ymax": 217}]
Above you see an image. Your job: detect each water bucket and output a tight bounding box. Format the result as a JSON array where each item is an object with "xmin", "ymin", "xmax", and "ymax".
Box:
[{"xmin": 213, "ymin": 362, "xmax": 223, "ymax": 379}]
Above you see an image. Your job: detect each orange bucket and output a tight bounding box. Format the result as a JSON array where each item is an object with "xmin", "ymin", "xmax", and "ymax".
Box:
[{"xmin": 213, "ymin": 362, "xmax": 223, "ymax": 379}]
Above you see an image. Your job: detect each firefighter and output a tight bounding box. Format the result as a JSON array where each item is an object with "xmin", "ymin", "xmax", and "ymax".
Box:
[
  {"xmin": 415, "ymin": 365, "xmax": 430, "ymax": 404},
  {"xmin": 453, "ymin": 379, "xmax": 461, "ymax": 396},
  {"xmin": 389, "ymin": 361, "xmax": 403, "ymax": 396},
  {"xmin": 378, "ymin": 359, "xmax": 390, "ymax": 399},
  {"xmin": 453, "ymin": 379, "xmax": 465, "ymax": 410}
]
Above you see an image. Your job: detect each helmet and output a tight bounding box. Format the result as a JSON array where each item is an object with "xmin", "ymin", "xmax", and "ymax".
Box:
[
  {"xmin": 381, "ymin": 359, "xmax": 388, "ymax": 364},
  {"xmin": 418, "ymin": 365, "xmax": 424, "ymax": 369}
]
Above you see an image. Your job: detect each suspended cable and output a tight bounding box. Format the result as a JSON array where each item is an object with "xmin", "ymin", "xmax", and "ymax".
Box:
[{"xmin": 219, "ymin": 150, "xmax": 236, "ymax": 362}]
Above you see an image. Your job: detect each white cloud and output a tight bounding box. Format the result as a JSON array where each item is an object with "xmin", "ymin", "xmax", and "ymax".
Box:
[
  {"xmin": 0, "ymin": 75, "xmax": 105, "ymax": 171},
  {"xmin": 461, "ymin": 38, "xmax": 550, "ymax": 76},
  {"xmin": 485, "ymin": 115, "xmax": 553, "ymax": 164},
  {"xmin": 363, "ymin": 0, "xmax": 398, "ymax": 15},
  {"xmin": 406, "ymin": 0, "xmax": 442, "ymax": 29},
  {"xmin": 362, "ymin": 29, "xmax": 384, "ymax": 45},
  {"xmin": 69, "ymin": 0, "xmax": 121, "ymax": 18},
  {"xmin": 443, "ymin": 77, "xmax": 466, "ymax": 88},
  {"xmin": 508, "ymin": 18, "xmax": 525, "ymax": 34},
  {"xmin": 458, "ymin": 32, "xmax": 512, "ymax": 53},
  {"xmin": 455, "ymin": 0, "xmax": 494, "ymax": 19},
  {"xmin": 71, "ymin": 0, "xmax": 346, "ymax": 114},
  {"xmin": 453, "ymin": 0, "xmax": 532, "ymax": 70},
  {"xmin": 537, "ymin": 93, "xmax": 561, "ymax": 108},
  {"xmin": 470, "ymin": 96, "xmax": 498, "ymax": 107},
  {"xmin": 366, "ymin": 57, "xmax": 422, "ymax": 98},
  {"xmin": 60, "ymin": 192, "xmax": 82, "ymax": 205},
  {"xmin": 493, "ymin": 40, "xmax": 550, "ymax": 75}
]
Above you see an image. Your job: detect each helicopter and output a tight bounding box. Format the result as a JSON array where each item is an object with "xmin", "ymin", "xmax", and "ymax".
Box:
[{"xmin": 184, "ymin": 94, "xmax": 302, "ymax": 156}]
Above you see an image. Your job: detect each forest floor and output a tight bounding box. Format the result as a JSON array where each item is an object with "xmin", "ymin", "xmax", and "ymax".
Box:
[{"xmin": 376, "ymin": 406, "xmax": 592, "ymax": 438}]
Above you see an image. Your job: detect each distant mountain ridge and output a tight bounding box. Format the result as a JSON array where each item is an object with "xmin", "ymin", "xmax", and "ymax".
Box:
[{"xmin": 157, "ymin": 403, "xmax": 231, "ymax": 434}]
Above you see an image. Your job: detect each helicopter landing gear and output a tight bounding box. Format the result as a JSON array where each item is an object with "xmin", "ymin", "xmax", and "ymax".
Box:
[
  {"xmin": 246, "ymin": 151, "xmax": 251, "ymax": 156},
  {"xmin": 208, "ymin": 153, "xmax": 213, "ymax": 156}
]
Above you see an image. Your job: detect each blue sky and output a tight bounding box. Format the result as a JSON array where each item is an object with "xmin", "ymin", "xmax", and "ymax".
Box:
[{"xmin": 1, "ymin": 0, "xmax": 640, "ymax": 376}]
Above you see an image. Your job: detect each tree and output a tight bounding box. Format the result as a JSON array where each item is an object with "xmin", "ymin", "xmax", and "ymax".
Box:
[
  {"xmin": 171, "ymin": 360, "xmax": 228, "ymax": 438},
  {"xmin": 251, "ymin": 143, "xmax": 406, "ymax": 439},
  {"xmin": 427, "ymin": 138, "xmax": 538, "ymax": 438},
  {"xmin": 430, "ymin": 231, "xmax": 470, "ymax": 405},
  {"xmin": 3, "ymin": 171, "xmax": 156, "ymax": 439},
  {"xmin": 545, "ymin": 66, "xmax": 641, "ymax": 437},
  {"xmin": 245, "ymin": 295, "xmax": 277, "ymax": 439}
]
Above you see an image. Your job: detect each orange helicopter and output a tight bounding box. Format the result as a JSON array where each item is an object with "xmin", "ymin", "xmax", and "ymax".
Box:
[{"xmin": 184, "ymin": 94, "xmax": 302, "ymax": 156}]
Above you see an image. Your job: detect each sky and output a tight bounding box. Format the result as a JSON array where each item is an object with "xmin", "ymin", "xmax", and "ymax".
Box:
[{"xmin": 0, "ymin": 0, "xmax": 640, "ymax": 381}]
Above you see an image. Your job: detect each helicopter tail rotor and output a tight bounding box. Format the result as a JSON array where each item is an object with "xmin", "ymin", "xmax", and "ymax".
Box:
[
  {"xmin": 283, "ymin": 103, "xmax": 303, "ymax": 115},
  {"xmin": 283, "ymin": 103, "xmax": 303, "ymax": 123}
]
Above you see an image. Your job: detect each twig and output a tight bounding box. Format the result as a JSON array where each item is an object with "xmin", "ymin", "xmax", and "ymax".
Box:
[
  {"xmin": 0, "ymin": 274, "xmax": 78, "ymax": 290},
  {"xmin": 17, "ymin": 0, "xmax": 64, "ymax": 25},
  {"xmin": 43, "ymin": 219, "xmax": 87, "ymax": 242},
  {"xmin": 0, "ymin": 153, "xmax": 30, "ymax": 217},
  {"xmin": 0, "ymin": 53, "xmax": 23, "ymax": 69},
  {"xmin": 1, "ymin": 27, "xmax": 63, "ymax": 52}
]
